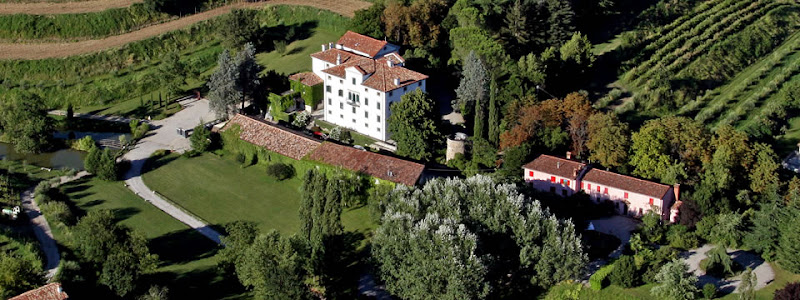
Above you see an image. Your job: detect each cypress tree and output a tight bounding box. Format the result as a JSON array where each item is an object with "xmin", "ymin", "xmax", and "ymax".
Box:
[{"xmin": 488, "ymin": 78, "xmax": 499, "ymax": 144}]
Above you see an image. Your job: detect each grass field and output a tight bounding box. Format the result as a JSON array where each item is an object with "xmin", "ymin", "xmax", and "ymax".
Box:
[
  {"xmin": 256, "ymin": 27, "xmax": 341, "ymax": 75},
  {"xmin": 141, "ymin": 153, "xmax": 375, "ymax": 235},
  {"xmin": 57, "ymin": 176, "xmax": 248, "ymax": 299},
  {"xmin": 0, "ymin": 0, "xmax": 140, "ymax": 15}
]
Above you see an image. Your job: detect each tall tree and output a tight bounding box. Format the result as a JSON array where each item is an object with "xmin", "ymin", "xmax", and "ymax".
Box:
[
  {"xmin": 778, "ymin": 209, "xmax": 800, "ymax": 273},
  {"xmin": 0, "ymin": 91, "xmax": 54, "ymax": 153},
  {"xmin": 562, "ymin": 92, "xmax": 593, "ymax": 157},
  {"xmin": 502, "ymin": 0, "xmax": 530, "ymax": 47},
  {"xmin": 388, "ymin": 89, "xmax": 443, "ymax": 161},
  {"xmin": 630, "ymin": 116, "xmax": 711, "ymax": 184},
  {"xmin": 350, "ymin": 2, "xmax": 385, "ymax": 39},
  {"xmin": 235, "ymin": 43, "xmax": 262, "ymax": 111},
  {"xmin": 373, "ymin": 175, "xmax": 586, "ymax": 298},
  {"xmin": 218, "ymin": 9, "xmax": 259, "ymax": 49},
  {"xmin": 487, "ymin": 78, "xmax": 500, "ymax": 144},
  {"xmin": 650, "ymin": 259, "xmax": 699, "ymax": 300},
  {"xmin": 236, "ymin": 231, "xmax": 312, "ymax": 300},
  {"xmin": 546, "ymin": 0, "xmax": 576, "ymax": 46},
  {"xmin": 454, "ymin": 51, "xmax": 489, "ymax": 117},
  {"xmin": 158, "ymin": 51, "xmax": 186, "ymax": 99},
  {"xmin": 739, "ymin": 268, "xmax": 757, "ymax": 300},
  {"xmin": 587, "ymin": 112, "xmax": 630, "ymax": 168},
  {"xmin": 749, "ymin": 143, "xmax": 780, "ymax": 196},
  {"xmin": 208, "ymin": 50, "xmax": 241, "ymax": 119},
  {"xmin": 0, "ymin": 244, "xmax": 44, "ymax": 298}
]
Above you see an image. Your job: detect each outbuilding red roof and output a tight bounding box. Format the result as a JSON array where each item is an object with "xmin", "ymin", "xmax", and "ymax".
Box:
[
  {"xmin": 288, "ymin": 72, "xmax": 323, "ymax": 86},
  {"xmin": 222, "ymin": 114, "xmax": 321, "ymax": 160},
  {"xmin": 308, "ymin": 142, "xmax": 425, "ymax": 186},
  {"xmin": 10, "ymin": 283, "xmax": 68, "ymax": 300},
  {"xmin": 523, "ymin": 155, "xmax": 586, "ymax": 180},
  {"xmin": 336, "ymin": 31, "xmax": 389, "ymax": 58},
  {"xmin": 582, "ymin": 169, "xmax": 672, "ymax": 199}
]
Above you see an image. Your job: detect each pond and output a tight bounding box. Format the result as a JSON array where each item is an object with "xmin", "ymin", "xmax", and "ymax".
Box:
[{"xmin": 0, "ymin": 142, "xmax": 86, "ymax": 171}]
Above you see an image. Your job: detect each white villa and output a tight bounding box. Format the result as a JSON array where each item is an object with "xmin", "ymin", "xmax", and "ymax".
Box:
[{"xmin": 295, "ymin": 31, "xmax": 428, "ymax": 141}]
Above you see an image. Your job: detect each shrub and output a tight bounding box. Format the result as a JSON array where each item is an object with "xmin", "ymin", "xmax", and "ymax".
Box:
[
  {"xmin": 292, "ymin": 111, "xmax": 312, "ymax": 128},
  {"xmin": 775, "ymin": 282, "xmax": 800, "ymax": 300},
  {"xmin": 702, "ymin": 283, "xmax": 716, "ymax": 299},
  {"xmin": 610, "ymin": 255, "xmax": 638, "ymax": 288},
  {"xmin": 190, "ymin": 124, "xmax": 211, "ymax": 152},
  {"xmin": 667, "ymin": 225, "xmax": 700, "ymax": 250},
  {"xmin": 40, "ymin": 201, "xmax": 73, "ymax": 226},
  {"xmin": 266, "ymin": 163, "xmax": 295, "ymax": 181},
  {"xmin": 133, "ymin": 123, "xmax": 151, "ymax": 140},
  {"xmin": 589, "ymin": 264, "xmax": 615, "ymax": 291},
  {"xmin": 72, "ymin": 136, "xmax": 96, "ymax": 152}
]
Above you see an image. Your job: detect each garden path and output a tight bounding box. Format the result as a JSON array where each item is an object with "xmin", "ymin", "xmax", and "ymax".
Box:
[{"xmin": 681, "ymin": 244, "xmax": 775, "ymax": 293}]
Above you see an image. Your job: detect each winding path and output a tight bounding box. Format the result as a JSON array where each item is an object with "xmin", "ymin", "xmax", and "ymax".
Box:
[
  {"xmin": 21, "ymin": 171, "xmax": 89, "ymax": 280},
  {"xmin": 681, "ymin": 244, "xmax": 775, "ymax": 294},
  {"xmin": 122, "ymin": 97, "xmax": 222, "ymax": 244},
  {"xmin": 0, "ymin": 0, "xmax": 141, "ymax": 15},
  {"xmin": 0, "ymin": 0, "xmax": 371, "ymax": 60}
]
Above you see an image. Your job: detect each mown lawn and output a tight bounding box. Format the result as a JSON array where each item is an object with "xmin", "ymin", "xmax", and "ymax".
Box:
[
  {"xmin": 256, "ymin": 27, "xmax": 342, "ymax": 75},
  {"xmin": 58, "ymin": 176, "xmax": 248, "ymax": 299},
  {"xmin": 141, "ymin": 153, "xmax": 374, "ymax": 235}
]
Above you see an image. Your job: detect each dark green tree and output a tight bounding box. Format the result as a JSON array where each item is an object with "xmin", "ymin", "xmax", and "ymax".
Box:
[
  {"xmin": 235, "ymin": 231, "xmax": 312, "ymax": 300},
  {"xmin": 650, "ymin": 259, "xmax": 699, "ymax": 300},
  {"xmin": 350, "ymin": 2, "xmax": 385, "ymax": 39},
  {"xmin": 701, "ymin": 245, "xmax": 733, "ymax": 277},
  {"xmin": 779, "ymin": 209, "xmax": 800, "ymax": 273},
  {"xmin": 96, "ymin": 149, "xmax": 118, "ymax": 181},
  {"xmin": 587, "ymin": 112, "xmax": 630, "ymax": 169},
  {"xmin": 610, "ymin": 255, "xmax": 638, "ymax": 288},
  {"xmin": 218, "ymin": 9, "xmax": 260, "ymax": 49},
  {"xmin": 235, "ymin": 43, "xmax": 262, "ymax": 111},
  {"xmin": 749, "ymin": 143, "xmax": 780, "ymax": 196},
  {"xmin": 190, "ymin": 123, "xmax": 211, "ymax": 152},
  {"xmin": 388, "ymin": 89, "xmax": 442, "ymax": 161},
  {"xmin": 0, "ymin": 244, "xmax": 45, "ymax": 298},
  {"xmin": 84, "ymin": 145, "xmax": 101, "ymax": 174},
  {"xmin": 0, "ymin": 91, "xmax": 54, "ymax": 153},
  {"xmin": 546, "ymin": 0, "xmax": 576, "ymax": 46}
]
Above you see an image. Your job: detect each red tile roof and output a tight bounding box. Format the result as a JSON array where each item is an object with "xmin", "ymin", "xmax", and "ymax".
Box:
[
  {"xmin": 310, "ymin": 48, "xmax": 365, "ymax": 65},
  {"xmin": 582, "ymin": 169, "xmax": 672, "ymax": 199},
  {"xmin": 337, "ymin": 31, "xmax": 388, "ymax": 57},
  {"xmin": 523, "ymin": 155, "xmax": 586, "ymax": 180},
  {"xmin": 222, "ymin": 114, "xmax": 321, "ymax": 160},
  {"xmin": 288, "ymin": 72, "xmax": 322, "ymax": 86},
  {"xmin": 319, "ymin": 54, "xmax": 427, "ymax": 92},
  {"xmin": 308, "ymin": 142, "xmax": 425, "ymax": 186},
  {"xmin": 10, "ymin": 283, "xmax": 68, "ymax": 300}
]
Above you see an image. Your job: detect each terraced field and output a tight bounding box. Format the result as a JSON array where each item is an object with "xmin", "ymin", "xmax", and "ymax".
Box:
[
  {"xmin": 0, "ymin": 0, "xmax": 369, "ymax": 59},
  {"xmin": 614, "ymin": 0, "xmax": 800, "ymax": 133}
]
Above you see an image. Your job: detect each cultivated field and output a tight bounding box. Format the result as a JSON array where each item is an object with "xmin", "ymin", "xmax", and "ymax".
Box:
[
  {"xmin": 0, "ymin": 0, "xmax": 369, "ymax": 59},
  {"xmin": 0, "ymin": 0, "xmax": 141, "ymax": 15}
]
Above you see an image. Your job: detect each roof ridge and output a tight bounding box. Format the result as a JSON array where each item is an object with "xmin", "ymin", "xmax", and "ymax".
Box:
[{"xmin": 586, "ymin": 168, "xmax": 670, "ymax": 187}]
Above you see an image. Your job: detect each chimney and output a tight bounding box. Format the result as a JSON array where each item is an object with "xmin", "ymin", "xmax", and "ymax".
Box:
[
  {"xmin": 673, "ymin": 183, "xmax": 680, "ymax": 203},
  {"xmin": 557, "ymin": 162, "xmax": 561, "ymax": 169},
  {"xmin": 321, "ymin": 44, "xmax": 327, "ymax": 51},
  {"xmin": 336, "ymin": 54, "xmax": 341, "ymax": 65},
  {"xmin": 393, "ymin": 78, "xmax": 400, "ymax": 86},
  {"xmin": 387, "ymin": 60, "xmax": 393, "ymax": 67},
  {"xmin": 566, "ymin": 151, "xmax": 572, "ymax": 160},
  {"xmin": 329, "ymin": 42, "xmax": 334, "ymax": 49}
]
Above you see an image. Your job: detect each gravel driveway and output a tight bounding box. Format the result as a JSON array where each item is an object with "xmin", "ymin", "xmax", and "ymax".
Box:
[{"xmin": 681, "ymin": 244, "xmax": 775, "ymax": 293}]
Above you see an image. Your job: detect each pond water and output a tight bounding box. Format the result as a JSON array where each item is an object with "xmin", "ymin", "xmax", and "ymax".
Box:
[{"xmin": 0, "ymin": 142, "xmax": 86, "ymax": 171}]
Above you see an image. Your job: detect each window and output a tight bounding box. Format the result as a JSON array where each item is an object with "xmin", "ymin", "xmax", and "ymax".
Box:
[
  {"xmin": 327, "ymin": 76, "xmax": 331, "ymax": 80},
  {"xmin": 365, "ymin": 111, "xmax": 368, "ymax": 118},
  {"xmin": 365, "ymin": 123, "xmax": 369, "ymax": 128},
  {"xmin": 340, "ymin": 102, "xmax": 343, "ymax": 109},
  {"xmin": 529, "ymin": 171, "xmax": 534, "ymax": 177},
  {"xmin": 649, "ymin": 198, "xmax": 654, "ymax": 205},
  {"xmin": 338, "ymin": 90, "xmax": 343, "ymax": 97},
  {"xmin": 588, "ymin": 183, "xmax": 591, "ymax": 190},
  {"xmin": 560, "ymin": 179, "xmax": 565, "ymax": 185},
  {"xmin": 339, "ymin": 80, "xmax": 343, "ymax": 84},
  {"xmin": 377, "ymin": 127, "xmax": 380, "ymax": 132},
  {"xmin": 328, "ymin": 98, "xmax": 331, "ymax": 105},
  {"xmin": 389, "ymin": 91, "xmax": 393, "ymax": 97},
  {"xmin": 377, "ymin": 116, "xmax": 381, "ymax": 122},
  {"xmin": 580, "ymin": 182, "xmax": 583, "ymax": 189},
  {"xmin": 352, "ymin": 107, "xmax": 356, "ymax": 113},
  {"xmin": 566, "ymin": 180, "xmax": 570, "ymax": 186},
  {"xmin": 624, "ymin": 192, "xmax": 629, "ymax": 199},
  {"xmin": 596, "ymin": 186, "xmax": 600, "ymax": 193},
  {"xmin": 352, "ymin": 78, "xmax": 356, "ymax": 85},
  {"xmin": 327, "ymin": 110, "xmax": 331, "ymax": 114},
  {"xmin": 376, "ymin": 92, "xmax": 380, "ymax": 96},
  {"xmin": 604, "ymin": 188, "xmax": 609, "ymax": 194},
  {"xmin": 365, "ymin": 98, "xmax": 369, "ymax": 106},
  {"xmin": 403, "ymin": 86, "xmax": 407, "ymax": 92},
  {"xmin": 365, "ymin": 88, "xmax": 368, "ymax": 92},
  {"xmin": 326, "ymin": 64, "xmax": 330, "ymax": 68},
  {"xmin": 551, "ymin": 176, "xmax": 556, "ymax": 183},
  {"xmin": 326, "ymin": 85, "xmax": 331, "ymax": 92},
  {"xmin": 377, "ymin": 102, "xmax": 381, "ymax": 109},
  {"xmin": 339, "ymin": 114, "xmax": 343, "ymax": 119},
  {"xmin": 352, "ymin": 119, "xmax": 356, "ymax": 123}
]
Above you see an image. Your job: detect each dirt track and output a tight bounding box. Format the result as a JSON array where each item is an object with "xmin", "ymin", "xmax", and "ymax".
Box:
[
  {"xmin": 0, "ymin": 0, "xmax": 141, "ymax": 14},
  {"xmin": 0, "ymin": 0, "xmax": 371, "ymax": 60}
]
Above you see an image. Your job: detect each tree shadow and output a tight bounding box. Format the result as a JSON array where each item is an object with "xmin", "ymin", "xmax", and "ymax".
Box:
[
  {"xmin": 258, "ymin": 21, "xmax": 317, "ymax": 52},
  {"xmin": 149, "ymin": 228, "xmax": 221, "ymax": 266}
]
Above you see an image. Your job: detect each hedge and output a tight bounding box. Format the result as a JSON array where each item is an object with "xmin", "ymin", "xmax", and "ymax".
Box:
[{"xmin": 589, "ymin": 264, "xmax": 616, "ymax": 291}]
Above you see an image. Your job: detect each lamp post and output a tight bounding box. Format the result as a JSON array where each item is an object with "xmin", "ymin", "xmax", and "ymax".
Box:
[{"xmin": 535, "ymin": 85, "xmax": 556, "ymax": 99}]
